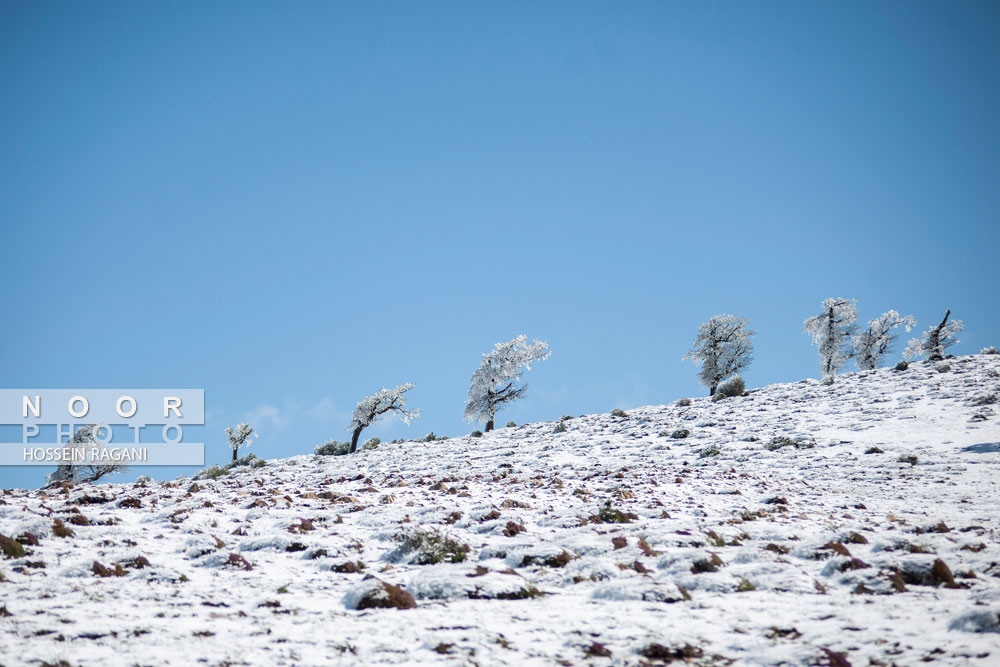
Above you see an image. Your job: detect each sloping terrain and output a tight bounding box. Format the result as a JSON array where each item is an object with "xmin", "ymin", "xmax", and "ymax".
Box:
[{"xmin": 2, "ymin": 354, "xmax": 1000, "ymax": 666}]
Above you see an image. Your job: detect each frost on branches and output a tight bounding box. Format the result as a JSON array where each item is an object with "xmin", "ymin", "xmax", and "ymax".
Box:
[
  {"xmin": 905, "ymin": 309, "xmax": 963, "ymax": 361},
  {"xmin": 853, "ymin": 310, "xmax": 916, "ymax": 370},
  {"xmin": 347, "ymin": 383, "xmax": 419, "ymax": 453},
  {"xmin": 464, "ymin": 335, "xmax": 550, "ymax": 432},
  {"xmin": 44, "ymin": 424, "xmax": 127, "ymax": 488},
  {"xmin": 682, "ymin": 315, "xmax": 755, "ymax": 396},
  {"xmin": 226, "ymin": 423, "xmax": 256, "ymax": 462},
  {"xmin": 804, "ymin": 298, "xmax": 858, "ymax": 380}
]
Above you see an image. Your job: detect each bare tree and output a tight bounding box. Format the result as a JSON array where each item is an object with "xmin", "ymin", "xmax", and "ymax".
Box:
[
  {"xmin": 44, "ymin": 424, "xmax": 127, "ymax": 488},
  {"xmin": 226, "ymin": 423, "xmax": 256, "ymax": 462},
  {"xmin": 804, "ymin": 298, "xmax": 858, "ymax": 379},
  {"xmin": 853, "ymin": 310, "xmax": 916, "ymax": 370},
  {"xmin": 682, "ymin": 314, "xmax": 755, "ymax": 395},
  {"xmin": 905, "ymin": 309, "xmax": 963, "ymax": 361},
  {"xmin": 464, "ymin": 335, "xmax": 550, "ymax": 432},
  {"xmin": 347, "ymin": 384, "xmax": 419, "ymax": 453}
]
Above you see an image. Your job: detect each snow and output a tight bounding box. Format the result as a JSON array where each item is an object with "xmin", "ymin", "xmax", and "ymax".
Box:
[{"xmin": 1, "ymin": 353, "xmax": 999, "ymax": 665}]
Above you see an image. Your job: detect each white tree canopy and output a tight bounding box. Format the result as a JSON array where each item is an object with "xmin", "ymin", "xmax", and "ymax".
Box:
[
  {"xmin": 682, "ymin": 314, "xmax": 755, "ymax": 395},
  {"xmin": 804, "ymin": 297, "xmax": 858, "ymax": 378},
  {"xmin": 464, "ymin": 335, "xmax": 550, "ymax": 430},
  {"xmin": 347, "ymin": 383, "xmax": 419, "ymax": 452},
  {"xmin": 853, "ymin": 310, "xmax": 916, "ymax": 370},
  {"xmin": 904, "ymin": 310, "xmax": 963, "ymax": 361}
]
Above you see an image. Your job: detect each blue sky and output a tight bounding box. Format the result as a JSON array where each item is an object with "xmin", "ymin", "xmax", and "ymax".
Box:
[{"xmin": 1, "ymin": 2, "xmax": 998, "ymax": 489}]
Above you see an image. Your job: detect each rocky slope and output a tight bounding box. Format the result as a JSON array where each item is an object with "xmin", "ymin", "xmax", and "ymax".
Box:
[{"xmin": 2, "ymin": 354, "xmax": 999, "ymax": 666}]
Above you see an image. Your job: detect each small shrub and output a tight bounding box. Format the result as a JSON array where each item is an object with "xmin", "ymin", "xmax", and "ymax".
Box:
[
  {"xmin": 92, "ymin": 561, "xmax": 125, "ymax": 577},
  {"xmin": 865, "ymin": 447, "xmax": 883, "ymax": 454},
  {"xmin": 470, "ymin": 430, "xmax": 483, "ymax": 438},
  {"xmin": 711, "ymin": 392, "xmax": 727, "ymax": 402},
  {"xmin": 670, "ymin": 429, "xmax": 690, "ymax": 439},
  {"xmin": 736, "ymin": 577, "xmax": 756, "ymax": 592},
  {"xmin": 596, "ymin": 500, "xmax": 637, "ymax": 524},
  {"xmin": 194, "ymin": 466, "xmax": 227, "ymax": 480},
  {"xmin": 560, "ymin": 415, "xmax": 574, "ymax": 421},
  {"xmin": 765, "ymin": 437, "xmax": 795, "ymax": 451},
  {"xmin": 229, "ymin": 453, "xmax": 266, "ymax": 469},
  {"xmin": 314, "ymin": 439, "xmax": 350, "ymax": 456},
  {"xmin": 609, "ymin": 408, "xmax": 628, "ymax": 418},
  {"xmin": 502, "ymin": 522, "xmax": 526, "ymax": 537},
  {"xmin": 388, "ymin": 529, "xmax": 470, "ymax": 564},
  {"xmin": 982, "ymin": 346, "xmax": 999, "ymax": 355},
  {"xmin": 553, "ymin": 421, "xmax": 567, "ymax": 433},
  {"xmin": 765, "ymin": 436, "xmax": 814, "ymax": 451},
  {"xmin": 194, "ymin": 453, "xmax": 266, "ymax": 480},
  {"xmin": 676, "ymin": 398, "xmax": 692, "ymax": 407},
  {"xmin": 717, "ymin": 376, "xmax": 745, "ymax": 397},
  {"xmin": 898, "ymin": 454, "xmax": 919, "ymax": 466},
  {"xmin": 362, "ymin": 437, "xmax": 380, "ymax": 450},
  {"xmin": 0, "ymin": 534, "xmax": 25, "ymax": 559},
  {"xmin": 936, "ymin": 364, "xmax": 951, "ymax": 373},
  {"xmin": 972, "ymin": 393, "xmax": 997, "ymax": 406},
  {"xmin": 894, "ymin": 361, "xmax": 909, "ymax": 371},
  {"xmin": 641, "ymin": 644, "xmax": 703, "ymax": 662},
  {"xmin": 52, "ymin": 519, "xmax": 74, "ymax": 538},
  {"xmin": 423, "ymin": 433, "xmax": 447, "ymax": 442},
  {"xmin": 506, "ymin": 421, "xmax": 517, "ymax": 428},
  {"xmin": 698, "ymin": 446, "xmax": 721, "ymax": 458}
]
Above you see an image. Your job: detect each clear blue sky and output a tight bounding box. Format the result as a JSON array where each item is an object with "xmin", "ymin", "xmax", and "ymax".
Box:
[{"xmin": 2, "ymin": 1, "xmax": 998, "ymax": 489}]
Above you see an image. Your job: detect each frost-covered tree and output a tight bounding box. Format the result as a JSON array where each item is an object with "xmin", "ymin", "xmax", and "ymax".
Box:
[
  {"xmin": 464, "ymin": 335, "xmax": 550, "ymax": 432},
  {"xmin": 803, "ymin": 298, "xmax": 858, "ymax": 379},
  {"xmin": 682, "ymin": 315, "xmax": 755, "ymax": 396},
  {"xmin": 347, "ymin": 383, "xmax": 419, "ymax": 453},
  {"xmin": 904, "ymin": 309, "xmax": 963, "ymax": 361},
  {"xmin": 853, "ymin": 310, "xmax": 916, "ymax": 370},
  {"xmin": 226, "ymin": 423, "xmax": 255, "ymax": 462},
  {"xmin": 44, "ymin": 424, "xmax": 127, "ymax": 488}
]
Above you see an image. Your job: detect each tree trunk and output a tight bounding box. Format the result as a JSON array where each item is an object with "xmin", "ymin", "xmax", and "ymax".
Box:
[
  {"xmin": 485, "ymin": 419, "xmax": 494, "ymax": 432},
  {"xmin": 232, "ymin": 447, "xmax": 238, "ymax": 462},
  {"xmin": 709, "ymin": 385, "xmax": 716, "ymax": 396},
  {"xmin": 349, "ymin": 427, "xmax": 363, "ymax": 454}
]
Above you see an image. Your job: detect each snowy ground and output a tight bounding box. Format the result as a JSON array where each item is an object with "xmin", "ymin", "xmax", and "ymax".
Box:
[{"xmin": 2, "ymin": 354, "xmax": 1000, "ymax": 666}]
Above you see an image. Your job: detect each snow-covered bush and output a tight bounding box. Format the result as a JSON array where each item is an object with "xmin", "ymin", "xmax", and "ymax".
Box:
[
  {"xmin": 226, "ymin": 423, "xmax": 255, "ymax": 462},
  {"xmin": 464, "ymin": 335, "xmax": 549, "ymax": 432},
  {"xmin": 193, "ymin": 453, "xmax": 266, "ymax": 480},
  {"xmin": 194, "ymin": 465, "xmax": 227, "ymax": 480},
  {"xmin": 853, "ymin": 310, "xmax": 916, "ymax": 370},
  {"xmin": 982, "ymin": 346, "xmax": 999, "ymax": 355},
  {"xmin": 905, "ymin": 310, "xmax": 963, "ymax": 361},
  {"xmin": 683, "ymin": 315, "xmax": 755, "ymax": 396},
  {"xmin": 804, "ymin": 298, "xmax": 858, "ymax": 380},
  {"xmin": 347, "ymin": 384, "xmax": 419, "ymax": 454},
  {"xmin": 717, "ymin": 375, "xmax": 745, "ymax": 397},
  {"xmin": 315, "ymin": 439, "xmax": 349, "ymax": 456},
  {"xmin": 386, "ymin": 528, "xmax": 470, "ymax": 564}
]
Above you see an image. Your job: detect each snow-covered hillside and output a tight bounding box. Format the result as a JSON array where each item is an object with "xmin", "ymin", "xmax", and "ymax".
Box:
[{"xmin": 2, "ymin": 354, "xmax": 1000, "ymax": 666}]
